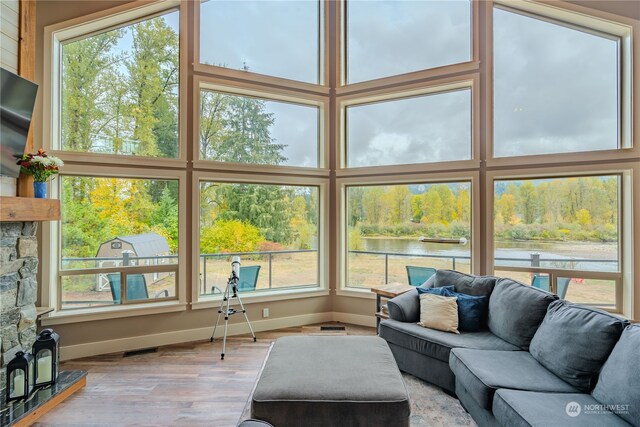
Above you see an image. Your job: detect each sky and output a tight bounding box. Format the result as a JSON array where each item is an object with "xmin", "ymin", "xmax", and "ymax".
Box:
[
  {"xmin": 493, "ymin": 7, "xmax": 618, "ymax": 157},
  {"xmin": 69, "ymin": 1, "xmax": 620, "ymax": 166},
  {"xmin": 198, "ymin": 0, "xmax": 619, "ymax": 165},
  {"xmin": 347, "ymin": 89, "xmax": 471, "ymax": 167}
]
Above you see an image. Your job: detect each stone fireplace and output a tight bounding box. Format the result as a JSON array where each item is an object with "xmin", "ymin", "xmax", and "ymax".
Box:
[{"xmin": 0, "ymin": 221, "xmax": 39, "ymax": 395}]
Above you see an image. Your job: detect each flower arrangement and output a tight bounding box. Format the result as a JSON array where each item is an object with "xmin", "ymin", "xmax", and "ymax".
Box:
[{"xmin": 16, "ymin": 149, "xmax": 64, "ymax": 182}]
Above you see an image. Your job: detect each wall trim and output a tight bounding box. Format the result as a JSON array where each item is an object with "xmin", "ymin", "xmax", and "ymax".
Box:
[{"xmin": 60, "ymin": 312, "xmax": 333, "ymax": 361}]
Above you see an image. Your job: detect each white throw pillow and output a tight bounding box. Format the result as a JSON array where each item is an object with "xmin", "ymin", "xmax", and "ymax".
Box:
[{"xmin": 417, "ymin": 293, "xmax": 459, "ymax": 334}]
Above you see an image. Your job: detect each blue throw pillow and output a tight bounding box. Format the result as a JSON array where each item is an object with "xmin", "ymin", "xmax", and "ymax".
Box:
[
  {"xmin": 417, "ymin": 285, "xmax": 455, "ymax": 296},
  {"xmin": 441, "ymin": 288, "xmax": 488, "ymax": 332}
]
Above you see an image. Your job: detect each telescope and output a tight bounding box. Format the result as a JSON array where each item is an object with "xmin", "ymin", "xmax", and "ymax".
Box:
[{"xmin": 210, "ymin": 256, "xmax": 256, "ymax": 359}]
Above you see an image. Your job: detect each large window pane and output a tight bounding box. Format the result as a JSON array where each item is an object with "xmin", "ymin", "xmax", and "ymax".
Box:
[
  {"xmin": 560, "ymin": 277, "xmax": 617, "ymax": 309},
  {"xmin": 346, "ymin": 89, "xmax": 471, "ymax": 167},
  {"xmin": 493, "ymin": 176, "xmax": 619, "ymax": 272},
  {"xmin": 61, "ymin": 176, "xmax": 179, "ymax": 266},
  {"xmin": 60, "ymin": 176, "xmax": 179, "ymax": 308},
  {"xmin": 199, "ymin": 90, "xmax": 319, "ymax": 167},
  {"xmin": 61, "ymin": 274, "xmax": 114, "ymax": 310},
  {"xmin": 199, "ymin": 0, "xmax": 320, "ymax": 83},
  {"xmin": 346, "ymin": 182, "xmax": 471, "ymax": 288},
  {"xmin": 493, "ymin": 7, "xmax": 619, "ymax": 157},
  {"xmin": 199, "ymin": 182, "xmax": 319, "ymax": 295},
  {"xmin": 61, "ymin": 11, "xmax": 179, "ymax": 157},
  {"xmin": 346, "ymin": 0, "xmax": 471, "ymax": 83}
]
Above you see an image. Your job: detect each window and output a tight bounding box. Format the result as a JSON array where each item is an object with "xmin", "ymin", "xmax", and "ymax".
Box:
[
  {"xmin": 60, "ymin": 10, "xmax": 180, "ymax": 157},
  {"xmin": 43, "ymin": 1, "xmax": 638, "ymax": 322},
  {"xmin": 493, "ymin": 175, "xmax": 622, "ymax": 311},
  {"xmin": 346, "ymin": 182, "xmax": 471, "ymax": 288},
  {"xmin": 199, "ymin": 182, "xmax": 319, "ymax": 296},
  {"xmin": 345, "ymin": 89, "xmax": 472, "ymax": 168},
  {"xmin": 493, "ymin": 176, "xmax": 619, "ymax": 272},
  {"xmin": 199, "ymin": 90, "xmax": 320, "ymax": 168},
  {"xmin": 59, "ymin": 176, "xmax": 179, "ymax": 310},
  {"xmin": 199, "ymin": 0, "xmax": 321, "ymax": 83},
  {"xmin": 346, "ymin": 0, "xmax": 471, "ymax": 83},
  {"xmin": 493, "ymin": 6, "xmax": 619, "ymax": 157}
]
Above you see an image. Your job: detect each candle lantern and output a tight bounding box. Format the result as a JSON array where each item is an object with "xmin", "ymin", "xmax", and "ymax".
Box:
[
  {"xmin": 5, "ymin": 351, "xmax": 35, "ymax": 403},
  {"xmin": 33, "ymin": 328, "xmax": 60, "ymax": 388}
]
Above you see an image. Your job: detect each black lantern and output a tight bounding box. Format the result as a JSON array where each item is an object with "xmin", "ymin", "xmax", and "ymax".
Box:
[
  {"xmin": 5, "ymin": 351, "xmax": 35, "ymax": 402},
  {"xmin": 32, "ymin": 329, "xmax": 60, "ymax": 388}
]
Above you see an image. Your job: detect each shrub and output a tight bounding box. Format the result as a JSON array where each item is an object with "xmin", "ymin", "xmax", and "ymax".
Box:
[
  {"xmin": 349, "ymin": 227, "xmax": 364, "ymax": 250},
  {"xmin": 200, "ymin": 220, "xmax": 263, "ymax": 254}
]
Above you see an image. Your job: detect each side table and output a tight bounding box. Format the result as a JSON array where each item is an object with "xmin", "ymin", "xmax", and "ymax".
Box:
[{"xmin": 370, "ymin": 283, "xmax": 414, "ymax": 332}]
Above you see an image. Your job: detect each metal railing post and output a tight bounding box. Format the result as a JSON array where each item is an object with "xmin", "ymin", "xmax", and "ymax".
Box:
[
  {"xmin": 269, "ymin": 252, "xmax": 273, "ymax": 289},
  {"xmin": 530, "ymin": 253, "xmax": 540, "ymax": 267},
  {"xmin": 203, "ymin": 255, "xmax": 207, "ymax": 294},
  {"xmin": 453, "ymin": 257, "xmax": 456, "ymax": 270},
  {"xmin": 385, "ymin": 254, "xmax": 389, "ymax": 284}
]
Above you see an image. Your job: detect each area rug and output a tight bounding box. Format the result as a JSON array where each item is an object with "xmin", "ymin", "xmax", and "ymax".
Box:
[{"xmin": 239, "ymin": 362, "xmax": 476, "ymax": 426}]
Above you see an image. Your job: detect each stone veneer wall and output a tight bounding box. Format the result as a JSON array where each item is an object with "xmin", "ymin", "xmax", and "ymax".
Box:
[{"xmin": 0, "ymin": 222, "xmax": 39, "ymax": 395}]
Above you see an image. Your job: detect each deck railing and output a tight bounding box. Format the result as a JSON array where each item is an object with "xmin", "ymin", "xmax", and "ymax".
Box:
[{"xmin": 62, "ymin": 249, "xmax": 617, "ymax": 294}]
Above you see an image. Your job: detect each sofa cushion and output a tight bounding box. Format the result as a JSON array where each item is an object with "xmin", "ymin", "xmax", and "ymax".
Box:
[
  {"xmin": 432, "ymin": 269, "xmax": 497, "ymax": 296},
  {"xmin": 379, "ymin": 319, "xmax": 519, "ymax": 363},
  {"xmin": 449, "ymin": 348, "xmax": 578, "ymax": 410},
  {"xmin": 488, "ymin": 278, "xmax": 558, "ymax": 349},
  {"xmin": 443, "ymin": 288, "xmax": 489, "ymax": 332},
  {"xmin": 530, "ymin": 300, "xmax": 629, "ymax": 392},
  {"xmin": 493, "ymin": 390, "xmax": 632, "ymax": 427},
  {"xmin": 417, "ymin": 293, "xmax": 460, "ymax": 334},
  {"xmin": 418, "ymin": 285, "xmax": 489, "ymax": 332},
  {"xmin": 416, "ymin": 285, "xmax": 454, "ymax": 296},
  {"xmin": 592, "ymin": 324, "xmax": 640, "ymax": 425}
]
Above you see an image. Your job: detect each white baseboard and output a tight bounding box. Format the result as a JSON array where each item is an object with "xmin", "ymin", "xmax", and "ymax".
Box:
[{"xmin": 60, "ymin": 312, "xmax": 333, "ymax": 361}]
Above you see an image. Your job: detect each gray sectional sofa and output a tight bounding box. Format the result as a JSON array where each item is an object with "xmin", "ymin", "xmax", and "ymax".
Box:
[{"xmin": 379, "ymin": 270, "xmax": 639, "ymax": 427}]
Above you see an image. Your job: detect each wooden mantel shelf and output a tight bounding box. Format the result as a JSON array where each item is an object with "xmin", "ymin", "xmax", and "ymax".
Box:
[{"xmin": 0, "ymin": 197, "xmax": 60, "ymax": 222}]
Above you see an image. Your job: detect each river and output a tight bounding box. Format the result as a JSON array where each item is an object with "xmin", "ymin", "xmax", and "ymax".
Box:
[{"xmin": 360, "ymin": 237, "xmax": 618, "ymax": 272}]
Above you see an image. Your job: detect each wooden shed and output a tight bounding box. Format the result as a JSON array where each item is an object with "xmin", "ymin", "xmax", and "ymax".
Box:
[{"xmin": 96, "ymin": 233, "xmax": 172, "ymax": 287}]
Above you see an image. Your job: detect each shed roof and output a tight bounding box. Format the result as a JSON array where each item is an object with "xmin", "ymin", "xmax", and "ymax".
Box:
[{"xmin": 112, "ymin": 233, "xmax": 170, "ymax": 257}]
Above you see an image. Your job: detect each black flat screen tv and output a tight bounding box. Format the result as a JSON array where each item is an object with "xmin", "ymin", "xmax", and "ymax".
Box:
[{"xmin": 1, "ymin": 67, "xmax": 39, "ymax": 178}]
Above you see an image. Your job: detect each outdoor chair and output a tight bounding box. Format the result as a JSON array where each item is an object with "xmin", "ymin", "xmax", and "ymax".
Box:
[
  {"xmin": 406, "ymin": 266, "xmax": 437, "ymax": 287},
  {"xmin": 531, "ymin": 275, "xmax": 571, "ymax": 299},
  {"xmin": 107, "ymin": 273, "xmax": 169, "ymax": 304},
  {"xmin": 238, "ymin": 265, "xmax": 261, "ymax": 291}
]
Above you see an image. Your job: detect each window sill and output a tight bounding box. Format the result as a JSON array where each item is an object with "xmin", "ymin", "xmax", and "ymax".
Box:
[
  {"xmin": 191, "ymin": 287, "xmax": 330, "ymax": 309},
  {"xmin": 335, "ymin": 288, "xmax": 376, "ymax": 299},
  {"xmin": 40, "ymin": 301, "xmax": 187, "ymax": 326}
]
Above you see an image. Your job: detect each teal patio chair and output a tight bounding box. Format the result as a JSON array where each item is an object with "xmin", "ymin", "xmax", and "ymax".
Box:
[
  {"xmin": 107, "ymin": 273, "xmax": 168, "ymax": 304},
  {"xmin": 238, "ymin": 265, "xmax": 261, "ymax": 291},
  {"xmin": 531, "ymin": 275, "xmax": 571, "ymax": 299},
  {"xmin": 406, "ymin": 266, "xmax": 437, "ymax": 287}
]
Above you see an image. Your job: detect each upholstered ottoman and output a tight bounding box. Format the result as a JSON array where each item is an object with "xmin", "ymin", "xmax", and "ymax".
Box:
[{"xmin": 252, "ymin": 336, "xmax": 410, "ymax": 427}]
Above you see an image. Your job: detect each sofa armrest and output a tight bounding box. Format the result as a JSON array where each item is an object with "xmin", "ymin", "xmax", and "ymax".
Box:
[
  {"xmin": 387, "ymin": 288, "xmax": 420, "ymax": 322},
  {"xmin": 387, "ymin": 276, "xmax": 435, "ymax": 322}
]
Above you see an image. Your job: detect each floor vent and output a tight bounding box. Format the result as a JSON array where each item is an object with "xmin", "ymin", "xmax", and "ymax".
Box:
[
  {"xmin": 123, "ymin": 348, "xmax": 158, "ymax": 357},
  {"xmin": 320, "ymin": 326, "xmax": 346, "ymax": 331}
]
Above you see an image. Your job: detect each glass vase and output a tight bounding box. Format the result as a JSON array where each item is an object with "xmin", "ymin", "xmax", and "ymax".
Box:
[{"xmin": 33, "ymin": 182, "xmax": 47, "ymax": 199}]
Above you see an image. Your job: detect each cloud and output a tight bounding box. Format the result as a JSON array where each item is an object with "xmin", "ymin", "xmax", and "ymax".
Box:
[
  {"xmin": 200, "ymin": 0, "xmax": 319, "ymax": 83},
  {"xmin": 493, "ymin": 8, "xmax": 618, "ymax": 156},
  {"xmin": 348, "ymin": 89, "xmax": 471, "ymax": 167},
  {"xmin": 267, "ymin": 100, "xmax": 318, "ymax": 168}
]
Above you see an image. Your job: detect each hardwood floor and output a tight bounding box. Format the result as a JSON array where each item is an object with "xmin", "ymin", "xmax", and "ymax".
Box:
[{"xmin": 34, "ymin": 323, "xmax": 375, "ymax": 427}]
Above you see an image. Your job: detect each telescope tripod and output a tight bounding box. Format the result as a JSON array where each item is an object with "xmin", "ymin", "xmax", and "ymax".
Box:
[{"xmin": 210, "ymin": 272, "xmax": 256, "ymax": 360}]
